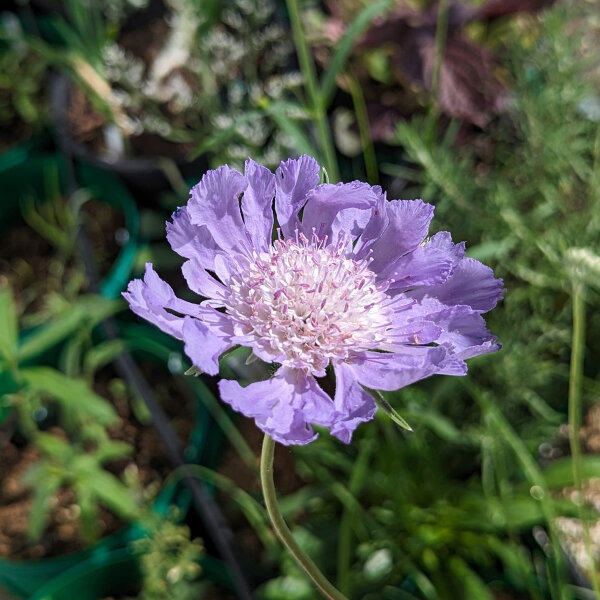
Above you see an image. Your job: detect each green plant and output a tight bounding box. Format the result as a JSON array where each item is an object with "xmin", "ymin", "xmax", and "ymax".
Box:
[
  {"xmin": 0, "ymin": 14, "xmax": 50, "ymax": 144},
  {"xmin": 1, "ymin": 285, "xmax": 140, "ymax": 545},
  {"xmin": 132, "ymin": 510, "xmax": 206, "ymax": 600}
]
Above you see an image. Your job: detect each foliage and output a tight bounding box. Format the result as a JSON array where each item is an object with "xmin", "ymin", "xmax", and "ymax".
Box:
[
  {"xmin": 132, "ymin": 511, "xmax": 207, "ymax": 600},
  {"xmin": 0, "ymin": 175, "xmax": 145, "ymax": 544},
  {"xmin": 0, "ymin": 13, "xmax": 49, "ymax": 141},
  {"xmin": 0, "ymin": 285, "xmax": 139, "ymax": 544}
]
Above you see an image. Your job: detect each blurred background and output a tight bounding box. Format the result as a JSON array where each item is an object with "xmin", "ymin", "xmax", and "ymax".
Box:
[{"xmin": 1, "ymin": 0, "xmax": 600, "ymax": 599}]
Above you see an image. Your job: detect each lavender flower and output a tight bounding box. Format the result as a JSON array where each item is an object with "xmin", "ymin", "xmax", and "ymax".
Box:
[{"xmin": 124, "ymin": 156, "xmax": 503, "ymax": 445}]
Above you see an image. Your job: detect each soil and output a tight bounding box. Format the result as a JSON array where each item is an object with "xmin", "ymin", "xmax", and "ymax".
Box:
[
  {"xmin": 0, "ymin": 197, "xmax": 124, "ymax": 318},
  {"xmin": 0, "ymin": 363, "xmax": 194, "ymax": 560}
]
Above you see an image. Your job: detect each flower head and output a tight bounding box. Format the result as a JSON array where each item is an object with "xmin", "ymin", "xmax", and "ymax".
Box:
[{"xmin": 124, "ymin": 156, "xmax": 503, "ymax": 445}]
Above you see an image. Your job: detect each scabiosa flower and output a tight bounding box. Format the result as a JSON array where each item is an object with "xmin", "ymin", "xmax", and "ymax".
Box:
[{"xmin": 124, "ymin": 156, "xmax": 503, "ymax": 445}]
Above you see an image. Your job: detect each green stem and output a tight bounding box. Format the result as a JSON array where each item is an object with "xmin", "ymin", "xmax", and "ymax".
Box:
[
  {"xmin": 346, "ymin": 72, "xmax": 379, "ymax": 184},
  {"xmin": 260, "ymin": 434, "xmax": 349, "ymax": 600},
  {"xmin": 568, "ymin": 283, "xmax": 600, "ymax": 595},
  {"xmin": 286, "ymin": 0, "xmax": 340, "ymax": 181},
  {"xmin": 425, "ymin": 0, "xmax": 449, "ymax": 147}
]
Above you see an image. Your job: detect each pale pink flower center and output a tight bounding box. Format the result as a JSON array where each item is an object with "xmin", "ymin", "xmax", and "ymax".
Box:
[{"xmin": 226, "ymin": 235, "xmax": 392, "ymax": 375}]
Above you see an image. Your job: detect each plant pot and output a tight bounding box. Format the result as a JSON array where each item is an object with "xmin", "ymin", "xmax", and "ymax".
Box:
[
  {"xmin": 26, "ymin": 546, "xmax": 235, "ymax": 600},
  {"xmin": 49, "ymin": 74, "xmax": 210, "ymax": 201},
  {"xmin": 0, "ymin": 131, "xmax": 53, "ymax": 174},
  {"xmin": 0, "ymin": 325, "xmax": 224, "ymax": 598},
  {"xmin": 0, "ymin": 153, "xmax": 140, "ymax": 300},
  {"xmin": 27, "ymin": 547, "xmax": 140, "ymax": 600}
]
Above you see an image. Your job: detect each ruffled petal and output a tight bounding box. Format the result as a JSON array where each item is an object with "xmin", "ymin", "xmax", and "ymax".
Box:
[
  {"xmin": 241, "ymin": 159, "xmax": 276, "ymax": 253},
  {"xmin": 301, "ymin": 181, "xmax": 381, "ymax": 248},
  {"xmin": 123, "ymin": 264, "xmax": 208, "ymax": 339},
  {"xmin": 427, "ymin": 231, "xmax": 465, "ymax": 262},
  {"xmin": 218, "ymin": 367, "xmax": 335, "ymax": 446},
  {"xmin": 166, "ymin": 206, "xmax": 221, "ymax": 270},
  {"xmin": 274, "ymin": 155, "xmax": 320, "ymax": 238},
  {"xmin": 411, "ymin": 298, "xmax": 500, "ymax": 359},
  {"xmin": 409, "ymin": 257, "xmax": 504, "ymax": 313},
  {"xmin": 182, "ymin": 316, "xmax": 233, "ymax": 376},
  {"xmin": 369, "ymin": 200, "xmax": 435, "ymax": 275},
  {"xmin": 187, "ymin": 166, "xmax": 249, "ymax": 255},
  {"xmin": 123, "ymin": 278, "xmax": 184, "ymax": 340},
  {"xmin": 330, "ymin": 362, "xmax": 377, "ymax": 443},
  {"xmin": 181, "ymin": 259, "xmax": 228, "ymax": 305},
  {"xmin": 385, "ymin": 244, "xmax": 456, "ymax": 290},
  {"xmin": 347, "ymin": 346, "xmax": 462, "ymax": 392},
  {"xmin": 353, "ymin": 193, "xmax": 390, "ymax": 260}
]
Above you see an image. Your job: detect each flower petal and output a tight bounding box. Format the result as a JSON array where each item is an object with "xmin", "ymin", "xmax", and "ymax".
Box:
[
  {"xmin": 166, "ymin": 206, "xmax": 221, "ymax": 270},
  {"xmin": 123, "ymin": 278, "xmax": 184, "ymax": 340},
  {"xmin": 242, "ymin": 159, "xmax": 276, "ymax": 253},
  {"xmin": 409, "ymin": 257, "xmax": 504, "ymax": 313},
  {"xmin": 347, "ymin": 346, "xmax": 461, "ymax": 391},
  {"xmin": 218, "ymin": 367, "xmax": 335, "ymax": 446},
  {"xmin": 301, "ymin": 181, "xmax": 380, "ymax": 248},
  {"xmin": 123, "ymin": 264, "xmax": 207, "ymax": 339},
  {"xmin": 182, "ymin": 317, "xmax": 233, "ymax": 376},
  {"xmin": 187, "ymin": 166, "xmax": 249, "ymax": 255},
  {"xmin": 369, "ymin": 200, "xmax": 435, "ymax": 275},
  {"xmin": 413, "ymin": 298, "xmax": 500, "ymax": 359},
  {"xmin": 181, "ymin": 259, "xmax": 228, "ymax": 304},
  {"xmin": 275, "ymin": 155, "xmax": 320, "ymax": 238},
  {"xmin": 330, "ymin": 362, "xmax": 376, "ymax": 443},
  {"xmin": 385, "ymin": 244, "xmax": 456, "ymax": 290},
  {"xmin": 353, "ymin": 193, "xmax": 390, "ymax": 260}
]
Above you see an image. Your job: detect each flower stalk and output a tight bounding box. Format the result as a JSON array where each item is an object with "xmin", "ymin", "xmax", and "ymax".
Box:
[
  {"xmin": 568, "ymin": 282, "xmax": 600, "ymax": 595},
  {"xmin": 260, "ymin": 434, "xmax": 349, "ymax": 600}
]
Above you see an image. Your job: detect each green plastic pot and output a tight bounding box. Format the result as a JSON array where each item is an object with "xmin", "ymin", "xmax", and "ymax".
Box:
[
  {"xmin": 0, "ymin": 131, "xmax": 52, "ymax": 174},
  {"xmin": 27, "ymin": 547, "xmax": 140, "ymax": 600},
  {"xmin": 0, "ymin": 326, "xmax": 223, "ymax": 598},
  {"xmin": 0, "ymin": 153, "xmax": 140, "ymax": 299},
  {"xmin": 26, "ymin": 547, "xmax": 234, "ymax": 600}
]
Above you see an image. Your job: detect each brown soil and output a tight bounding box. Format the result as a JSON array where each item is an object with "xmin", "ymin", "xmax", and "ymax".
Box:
[
  {"xmin": 82, "ymin": 198, "xmax": 126, "ymax": 277},
  {"xmin": 0, "ymin": 363, "xmax": 194, "ymax": 561},
  {"xmin": 0, "ymin": 197, "xmax": 124, "ymax": 318}
]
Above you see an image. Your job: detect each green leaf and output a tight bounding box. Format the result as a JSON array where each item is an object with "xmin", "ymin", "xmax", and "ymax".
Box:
[
  {"xmin": 81, "ymin": 466, "xmax": 139, "ymax": 520},
  {"xmin": 75, "ymin": 481, "xmax": 100, "ymax": 544},
  {"xmin": 0, "ymin": 286, "xmax": 18, "ymax": 359},
  {"xmin": 17, "ymin": 309, "xmax": 86, "ymax": 362},
  {"xmin": 94, "ymin": 439, "xmax": 133, "ymax": 464},
  {"xmin": 17, "ymin": 296, "xmax": 122, "ymax": 363},
  {"xmin": 21, "ymin": 366, "xmax": 117, "ymax": 425},
  {"xmin": 543, "ymin": 455, "xmax": 600, "ymax": 488},
  {"xmin": 372, "ymin": 390, "xmax": 413, "ymax": 431},
  {"xmin": 59, "ymin": 336, "xmax": 84, "ymax": 378},
  {"xmin": 263, "ymin": 101, "xmax": 320, "ymax": 159},
  {"xmin": 320, "ymin": 0, "xmax": 394, "ymax": 107},
  {"xmin": 34, "ymin": 432, "xmax": 73, "ymax": 461},
  {"xmin": 448, "ymin": 556, "xmax": 494, "ymax": 600},
  {"xmin": 26, "ymin": 464, "xmax": 64, "ymax": 541},
  {"xmin": 84, "ymin": 339, "xmax": 127, "ymax": 375}
]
